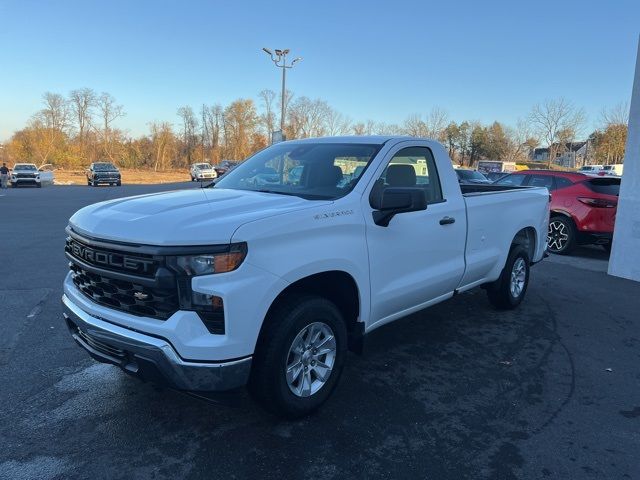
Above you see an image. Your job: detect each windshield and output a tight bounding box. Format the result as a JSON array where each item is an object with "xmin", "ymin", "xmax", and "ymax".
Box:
[
  {"xmin": 13, "ymin": 163, "xmax": 38, "ymax": 172},
  {"xmin": 195, "ymin": 163, "xmax": 212, "ymax": 169},
  {"xmin": 14, "ymin": 164, "xmax": 37, "ymax": 171},
  {"xmin": 213, "ymin": 142, "xmax": 381, "ymax": 200},
  {"xmin": 94, "ymin": 163, "xmax": 117, "ymax": 171},
  {"xmin": 457, "ymin": 169, "xmax": 487, "ymax": 181}
]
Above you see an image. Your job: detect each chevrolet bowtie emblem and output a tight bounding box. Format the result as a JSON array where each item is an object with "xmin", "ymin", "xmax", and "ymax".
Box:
[{"xmin": 133, "ymin": 292, "xmax": 149, "ymax": 300}]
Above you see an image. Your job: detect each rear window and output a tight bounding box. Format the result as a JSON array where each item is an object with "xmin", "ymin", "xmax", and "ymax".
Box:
[{"xmin": 585, "ymin": 178, "xmax": 620, "ymax": 196}]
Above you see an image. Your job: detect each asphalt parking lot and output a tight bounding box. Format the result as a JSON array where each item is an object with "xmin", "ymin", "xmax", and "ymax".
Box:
[{"xmin": 1, "ymin": 183, "xmax": 639, "ymax": 480}]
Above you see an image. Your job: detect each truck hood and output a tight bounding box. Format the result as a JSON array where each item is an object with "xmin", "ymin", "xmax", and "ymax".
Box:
[{"xmin": 69, "ymin": 188, "xmax": 329, "ymax": 245}]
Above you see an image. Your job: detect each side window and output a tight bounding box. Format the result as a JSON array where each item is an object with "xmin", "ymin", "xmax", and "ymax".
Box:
[
  {"xmin": 496, "ymin": 174, "xmax": 528, "ymax": 186},
  {"xmin": 528, "ymin": 174, "xmax": 554, "ymax": 190},
  {"xmin": 375, "ymin": 146, "xmax": 443, "ymax": 204},
  {"xmin": 555, "ymin": 177, "xmax": 573, "ymax": 190}
]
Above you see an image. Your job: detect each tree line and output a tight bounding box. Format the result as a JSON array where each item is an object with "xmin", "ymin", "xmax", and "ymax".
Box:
[{"xmin": 1, "ymin": 88, "xmax": 629, "ymax": 170}]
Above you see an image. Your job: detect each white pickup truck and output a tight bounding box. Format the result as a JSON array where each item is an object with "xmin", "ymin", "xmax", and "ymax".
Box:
[{"xmin": 62, "ymin": 136, "xmax": 549, "ymax": 417}]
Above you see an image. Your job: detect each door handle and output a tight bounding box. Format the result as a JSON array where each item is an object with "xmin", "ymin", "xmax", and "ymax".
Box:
[{"xmin": 439, "ymin": 216, "xmax": 455, "ymax": 225}]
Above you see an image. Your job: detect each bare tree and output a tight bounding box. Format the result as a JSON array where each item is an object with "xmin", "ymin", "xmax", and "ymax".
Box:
[
  {"xmin": 504, "ymin": 118, "xmax": 538, "ymax": 161},
  {"xmin": 600, "ymin": 101, "xmax": 629, "ymax": 127},
  {"xmin": 325, "ymin": 108, "xmax": 352, "ymax": 136},
  {"xmin": 149, "ymin": 121, "xmax": 175, "ymax": 171},
  {"xmin": 425, "ymin": 106, "xmax": 449, "ymax": 140},
  {"xmin": 39, "ymin": 92, "xmax": 71, "ymax": 131},
  {"xmin": 177, "ymin": 106, "xmax": 199, "ymax": 165},
  {"xmin": 69, "ymin": 88, "xmax": 96, "ymax": 157},
  {"xmin": 258, "ymin": 89, "xmax": 277, "ymax": 141},
  {"xmin": 529, "ymin": 98, "xmax": 586, "ymax": 167},
  {"xmin": 95, "ymin": 92, "xmax": 125, "ymax": 161}
]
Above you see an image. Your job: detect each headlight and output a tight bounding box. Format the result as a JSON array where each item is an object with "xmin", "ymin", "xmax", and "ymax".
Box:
[{"xmin": 170, "ymin": 243, "xmax": 247, "ymax": 276}]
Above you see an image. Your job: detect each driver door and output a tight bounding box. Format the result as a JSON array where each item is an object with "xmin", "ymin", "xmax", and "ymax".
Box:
[{"xmin": 364, "ymin": 144, "xmax": 466, "ymax": 326}]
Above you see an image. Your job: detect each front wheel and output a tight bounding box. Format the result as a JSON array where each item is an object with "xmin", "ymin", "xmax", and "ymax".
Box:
[
  {"xmin": 486, "ymin": 246, "xmax": 530, "ymax": 310},
  {"xmin": 248, "ymin": 295, "xmax": 347, "ymax": 418}
]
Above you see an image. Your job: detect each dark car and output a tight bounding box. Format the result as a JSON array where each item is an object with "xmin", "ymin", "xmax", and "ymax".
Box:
[
  {"xmin": 494, "ymin": 170, "xmax": 620, "ymax": 254},
  {"xmin": 455, "ymin": 169, "xmax": 491, "ymax": 184},
  {"xmin": 214, "ymin": 160, "xmax": 239, "ymax": 177},
  {"xmin": 86, "ymin": 162, "xmax": 121, "ymax": 187}
]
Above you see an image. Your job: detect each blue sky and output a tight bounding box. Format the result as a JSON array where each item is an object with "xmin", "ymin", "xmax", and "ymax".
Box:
[{"xmin": 0, "ymin": 0, "xmax": 638, "ymax": 140}]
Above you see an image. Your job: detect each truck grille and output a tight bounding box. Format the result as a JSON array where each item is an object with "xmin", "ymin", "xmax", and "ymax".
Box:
[
  {"xmin": 70, "ymin": 262, "xmax": 179, "ymax": 319},
  {"xmin": 65, "ymin": 237, "xmax": 158, "ymax": 277}
]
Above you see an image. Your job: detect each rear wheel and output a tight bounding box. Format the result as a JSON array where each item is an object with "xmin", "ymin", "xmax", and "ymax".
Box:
[
  {"xmin": 547, "ymin": 216, "xmax": 576, "ymax": 255},
  {"xmin": 37, "ymin": 183, "xmax": 42, "ymax": 188},
  {"xmin": 248, "ymin": 295, "xmax": 347, "ymax": 419},
  {"xmin": 487, "ymin": 246, "xmax": 530, "ymax": 310}
]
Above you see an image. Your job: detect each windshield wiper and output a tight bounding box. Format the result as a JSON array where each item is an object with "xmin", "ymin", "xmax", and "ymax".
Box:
[{"xmin": 255, "ymin": 189, "xmax": 300, "ymax": 197}]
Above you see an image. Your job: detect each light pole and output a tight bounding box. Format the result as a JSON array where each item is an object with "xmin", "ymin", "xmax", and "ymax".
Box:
[{"xmin": 262, "ymin": 48, "xmax": 302, "ymax": 142}]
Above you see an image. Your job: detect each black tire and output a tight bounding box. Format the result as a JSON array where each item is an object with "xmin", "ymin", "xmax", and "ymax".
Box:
[
  {"xmin": 116, "ymin": 181, "xmax": 121, "ymax": 186},
  {"xmin": 37, "ymin": 183, "xmax": 42, "ymax": 188},
  {"xmin": 11, "ymin": 183, "xmax": 17, "ymax": 188},
  {"xmin": 87, "ymin": 180, "xmax": 92, "ymax": 186},
  {"xmin": 248, "ymin": 295, "xmax": 348, "ymax": 419},
  {"xmin": 602, "ymin": 243, "xmax": 612, "ymax": 254},
  {"xmin": 547, "ymin": 216, "xmax": 576, "ymax": 255},
  {"xmin": 486, "ymin": 246, "xmax": 530, "ymax": 310}
]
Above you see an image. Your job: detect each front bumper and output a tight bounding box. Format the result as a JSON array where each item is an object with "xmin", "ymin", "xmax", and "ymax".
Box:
[
  {"xmin": 92, "ymin": 177, "xmax": 120, "ymax": 183},
  {"xmin": 12, "ymin": 178, "xmax": 40, "ymax": 185},
  {"xmin": 62, "ymin": 293, "xmax": 252, "ymax": 391}
]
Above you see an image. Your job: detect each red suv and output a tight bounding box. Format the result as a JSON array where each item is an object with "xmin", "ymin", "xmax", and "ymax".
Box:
[{"xmin": 495, "ymin": 170, "xmax": 620, "ymax": 254}]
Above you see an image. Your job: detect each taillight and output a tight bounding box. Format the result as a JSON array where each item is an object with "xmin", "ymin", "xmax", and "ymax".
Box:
[{"xmin": 577, "ymin": 197, "xmax": 617, "ymax": 208}]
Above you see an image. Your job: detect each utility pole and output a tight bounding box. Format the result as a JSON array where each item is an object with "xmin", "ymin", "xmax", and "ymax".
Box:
[{"xmin": 262, "ymin": 48, "xmax": 302, "ymax": 143}]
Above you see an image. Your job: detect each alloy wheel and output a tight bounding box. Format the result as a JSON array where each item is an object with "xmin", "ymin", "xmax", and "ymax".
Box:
[
  {"xmin": 285, "ymin": 322, "xmax": 336, "ymax": 398},
  {"xmin": 548, "ymin": 220, "xmax": 569, "ymax": 251},
  {"xmin": 510, "ymin": 257, "xmax": 527, "ymax": 298}
]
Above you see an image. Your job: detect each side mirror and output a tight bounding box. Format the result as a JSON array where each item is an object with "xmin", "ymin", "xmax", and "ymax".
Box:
[{"xmin": 371, "ymin": 187, "xmax": 428, "ymax": 227}]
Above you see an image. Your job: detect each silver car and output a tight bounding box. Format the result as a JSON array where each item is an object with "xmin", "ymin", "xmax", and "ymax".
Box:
[{"xmin": 190, "ymin": 163, "xmax": 218, "ymax": 182}]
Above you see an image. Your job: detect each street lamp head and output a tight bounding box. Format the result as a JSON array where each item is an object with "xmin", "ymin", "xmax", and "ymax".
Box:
[
  {"xmin": 274, "ymin": 49, "xmax": 283, "ymax": 56},
  {"xmin": 282, "ymin": 49, "xmax": 290, "ymax": 55},
  {"xmin": 292, "ymin": 57, "xmax": 303, "ymax": 65},
  {"xmin": 262, "ymin": 47, "xmax": 273, "ymax": 55}
]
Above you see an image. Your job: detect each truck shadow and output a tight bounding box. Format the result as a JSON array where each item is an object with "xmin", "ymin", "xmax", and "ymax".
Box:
[{"xmin": 18, "ymin": 282, "xmax": 572, "ymax": 479}]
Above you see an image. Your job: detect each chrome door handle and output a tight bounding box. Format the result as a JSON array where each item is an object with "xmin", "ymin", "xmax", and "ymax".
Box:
[{"xmin": 439, "ymin": 216, "xmax": 455, "ymax": 225}]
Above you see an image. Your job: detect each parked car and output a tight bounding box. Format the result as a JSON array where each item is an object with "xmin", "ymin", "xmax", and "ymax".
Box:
[
  {"xmin": 86, "ymin": 162, "xmax": 121, "ymax": 186},
  {"xmin": 63, "ymin": 136, "xmax": 549, "ymax": 418},
  {"xmin": 598, "ymin": 164, "xmax": 624, "ymax": 176},
  {"xmin": 10, "ymin": 163, "xmax": 42, "ymax": 188},
  {"xmin": 214, "ymin": 160, "xmax": 239, "ymax": 177},
  {"xmin": 190, "ymin": 163, "xmax": 217, "ymax": 182},
  {"xmin": 577, "ymin": 165, "xmax": 603, "ymax": 175},
  {"xmin": 455, "ymin": 169, "xmax": 491, "ymax": 184},
  {"xmin": 494, "ymin": 170, "xmax": 620, "ymax": 254}
]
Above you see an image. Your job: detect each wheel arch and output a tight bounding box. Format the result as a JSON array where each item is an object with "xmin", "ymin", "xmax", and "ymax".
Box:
[
  {"xmin": 511, "ymin": 226, "xmax": 537, "ymax": 261},
  {"xmin": 257, "ymin": 270, "xmax": 363, "ymax": 354}
]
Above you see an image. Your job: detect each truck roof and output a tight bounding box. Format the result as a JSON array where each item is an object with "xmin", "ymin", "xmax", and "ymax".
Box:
[{"xmin": 282, "ymin": 135, "xmax": 428, "ymax": 145}]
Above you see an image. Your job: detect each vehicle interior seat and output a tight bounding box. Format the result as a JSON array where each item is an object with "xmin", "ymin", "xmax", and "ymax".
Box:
[
  {"xmin": 386, "ymin": 164, "xmax": 416, "ymax": 187},
  {"xmin": 385, "ymin": 164, "xmax": 435, "ymax": 202},
  {"xmin": 306, "ymin": 164, "xmax": 343, "ymax": 188}
]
